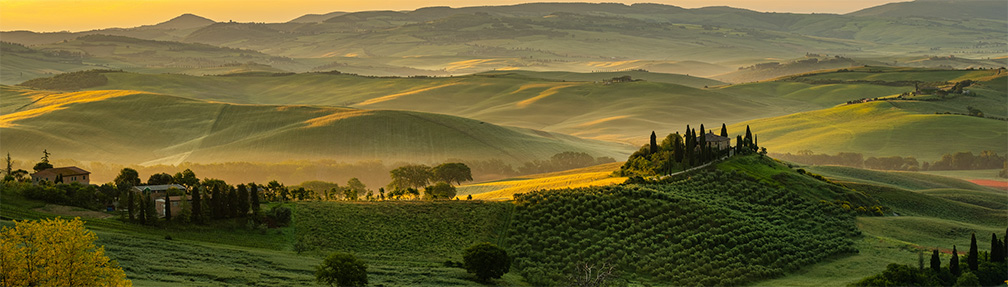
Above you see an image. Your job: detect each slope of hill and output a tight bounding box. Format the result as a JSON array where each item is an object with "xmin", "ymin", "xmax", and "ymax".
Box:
[
  {"xmin": 3, "ymin": 2, "xmax": 1004, "ymax": 80},
  {"xmin": 848, "ymin": 0, "xmax": 1008, "ymax": 21},
  {"xmin": 457, "ymin": 162, "xmax": 625, "ymax": 200},
  {"xmin": 147, "ymin": 13, "xmax": 216, "ymax": 30},
  {"xmin": 66, "ymin": 71, "xmax": 786, "ymax": 143},
  {"xmin": 0, "ymin": 86, "xmax": 631, "ymax": 166}
]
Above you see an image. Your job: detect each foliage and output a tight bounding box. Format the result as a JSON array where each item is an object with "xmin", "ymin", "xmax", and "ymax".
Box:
[
  {"xmin": 315, "ymin": 252, "xmax": 367, "ymax": 287},
  {"xmin": 388, "ymin": 164, "xmax": 433, "ymax": 191},
  {"xmin": 509, "ymin": 167, "xmax": 859, "ymax": 286},
  {"xmin": 463, "ymin": 242, "xmax": 511, "ymax": 282},
  {"xmin": 424, "ymin": 182, "xmax": 457, "ymax": 200},
  {"xmin": 0, "ymin": 217, "xmax": 131, "ymax": 286},
  {"xmin": 433, "ymin": 163, "xmax": 473, "ymax": 185},
  {"xmin": 266, "ymin": 206, "xmax": 292, "ymax": 227},
  {"xmin": 852, "ymin": 264, "xmax": 930, "ymax": 287},
  {"xmin": 18, "ymin": 69, "xmax": 113, "ymax": 90}
]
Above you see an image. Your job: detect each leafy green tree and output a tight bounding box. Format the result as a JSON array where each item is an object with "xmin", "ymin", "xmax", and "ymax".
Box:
[
  {"xmin": 931, "ymin": 249, "xmax": 941, "ymax": 273},
  {"xmin": 388, "ymin": 164, "xmax": 433, "ymax": 191},
  {"xmin": 172, "ymin": 169, "xmax": 198, "ymax": 189},
  {"xmin": 951, "ymin": 245, "xmax": 960, "ymax": 276},
  {"xmin": 433, "ymin": 163, "xmax": 473, "ymax": 185},
  {"xmin": 463, "ymin": 242, "xmax": 510, "ymax": 282},
  {"xmin": 346, "ymin": 178, "xmax": 367, "ymax": 201},
  {"xmin": 968, "ymin": 233, "xmax": 978, "ymax": 271},
  {"xmin": 146, "ymin": 173, "xmax": 173, "ymax": 185},
  {"xmin": 315, "ymin": 252, "xmax": 367, "ymax": 287},
  {"xmin": 954, "ymin": 272, "xmax": 979, "ymax": 286},
  {"xmin": 424, "ymin": 182, "xmax": 457, "ymax": 200},
  {"xmin": 114, "ymin": 168, "xmax": 141, "ymax": 187}
]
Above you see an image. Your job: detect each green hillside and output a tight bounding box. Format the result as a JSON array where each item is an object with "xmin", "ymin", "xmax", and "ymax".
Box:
[
  {"xmin": 72, "ymin": 71, "xmax": 786, "ymax": 143},
  {"xmin": 0, "ymin": 86, "xmax": 631, "ymax": 166}
]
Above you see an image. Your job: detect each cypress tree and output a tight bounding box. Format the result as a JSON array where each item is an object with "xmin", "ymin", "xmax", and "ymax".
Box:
[
  {"xmin": 720, "ymin": 123, "xmax": 728, "ymax": 138},
  {"xmin": 145, "ymin": 193, "xmax": 156, "ymax": 225},
  {"xmin": 250, "ymin": 183, "xmax": 261, "ymax": 215},
  {"xmin": 211, "ymin": 184, "xmax": 222, "ymax": 219},
  {"xmin": 127, "ymin": 190, "xmax": 136, "ymax": 222},
  {"xmin": 237, "ymin": 184, "xmax": 250, "ymax": 217},
  {"xmin": 931, "ymin": 249, "xmax": 941, "ymax": 273},
  {"xmin": 754, "ymin": 134, "xmax": 759, "ymax": 152},
  {"xmin": 649, "ymin": 131, "xmax": 657, "ymax": 155},
  {"xmin": 744, "ymin": 125, "xmax": 752, "ymax": 148},
  {"xmin": 991, "ymin": 233, "xmax": 1003, "ymax": 263},
  {"xmin": 164, "ymin": 191, "xmax": 171, "ymax": 221},
  {"xmin": 227, "ymin": 187, "xmax": 238, "ymax": 218},
  {"xmin": 951, "ymin": 245, "xmax": 960, "ymax": 276},
  {"xmin": 137, "ymin": 192, "xmax": 147, "ymax": 224},
  {"xmin": 1004, "ymin": 227, "xmax": 1008, "ymax": 263},
  {"xmin": 735, "ymin": 135, "xmax": 743, "ymax": 155},
  {"xmin": 699, "ymin": 125, "xmax": 707, "ymax": 162},
  {"xmin": 191, "ymin": 187, "xmax": 202, "ymax": 223},
  {"xmin": 673, "ymin": 132, "xmax": 684, "ymax": 163},
  {"xmin": 968, "ymin": 232, "xmax": 979, "ymax": 271}
]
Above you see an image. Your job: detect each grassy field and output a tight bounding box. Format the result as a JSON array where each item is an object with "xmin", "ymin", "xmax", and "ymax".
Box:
[
  {"xmin": 0, "ymin": 86, "xmax": 630, "ymax": 167},
  {"xmin": 458, "ymin": 162, "xmax": 626, "ymax": 200}
]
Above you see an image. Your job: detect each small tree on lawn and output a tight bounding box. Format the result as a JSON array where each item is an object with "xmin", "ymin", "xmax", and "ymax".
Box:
[
  {"xmin": 463, "ymin": 242, "xmax": 510, "ymax": 282},
  {"xmin": 315, "ymin": 252, "xmax": 367, "ymax": 287}
]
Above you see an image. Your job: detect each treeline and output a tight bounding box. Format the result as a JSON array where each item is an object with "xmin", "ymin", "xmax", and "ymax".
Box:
[
  {"xmin": 771, "ymin": 150, "xmax": 1006, "ymax": 172},
  {"xmin": 619, "ymin": 124, "xmax": 761, "ymax": 176},
  {"xmin": 855, "ymin": 230, "xmax": 1007, "ymax": 286},
  {"xmin": 18, "ymin": 69, "xmax": 118, "ymax": 91}
]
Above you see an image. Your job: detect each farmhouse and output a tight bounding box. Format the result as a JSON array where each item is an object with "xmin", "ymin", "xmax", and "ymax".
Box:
[
  {"xmin": 31, "ymin": 166, "xmax": 90, "ymax": 185},
  {"xmin": 703, "ymin": 132, "xmax": 731, "ymax": 150},
  {"xmin": 133, "ymin": 184, "xmax": 188, "ymax": 218}
]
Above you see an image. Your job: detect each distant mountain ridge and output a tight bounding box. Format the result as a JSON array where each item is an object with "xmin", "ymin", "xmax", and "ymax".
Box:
[
  {"xmin": 848, "ymin": 0, "xmax": 1008, "ymax": 20},
  {"xmin": 149, "ymin": 13, "xmax": 216, "ymax": 30}
]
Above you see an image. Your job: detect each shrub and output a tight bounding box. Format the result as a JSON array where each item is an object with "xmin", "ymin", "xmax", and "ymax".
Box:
[
  {"xmin": 315, "ymin": 252, "xmax": 367, "ymax": 287},
  {"xmin": 463, "ymin": 242, "xmax": 511, "ymax": 282}
]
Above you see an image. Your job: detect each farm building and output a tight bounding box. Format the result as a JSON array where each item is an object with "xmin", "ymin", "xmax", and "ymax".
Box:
[
  {"xmin": 31, "ymin": 166, "xmax": 90, "ymax": 185},
  {"xmin": 133, "ymin": 184, "xmax": 188, "ymax": 218},
  {"xmin": 703, "ymin": 132, "xmax": 731, "ymax": 150}
]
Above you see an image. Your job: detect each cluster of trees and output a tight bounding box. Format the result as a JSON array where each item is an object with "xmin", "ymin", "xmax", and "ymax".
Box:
[
  {"xmin": 113, "ymin": 168, "xmax": 265, "ymax": 226},
  {"xmin": 771, "ymin": 150, "xmax": 1006, "ymax": 172},
  {"xmin": 17, "ymin": 69, "xmax": 114, "ymax": 91},
  {"xmin": 509, "ymin": 168, "xmax": 859, "ymax": 286},
  {"xmin": 516, "ymin": 152, "xmax": 616, "ymax": 175},
  {"xmin": 855, "ymin": 230, "xmax": 1007, "ymax": 286},
  {"xmin": 619, "ymin": 124, "xmax": 761, "ymax": 176},
  {"xmin": 0, "ymin": 218, "xmax": 131, "ymax": 286},
  {"xmin": 386, "ymin": 162, "xmax": 473, "ymax": 200}
]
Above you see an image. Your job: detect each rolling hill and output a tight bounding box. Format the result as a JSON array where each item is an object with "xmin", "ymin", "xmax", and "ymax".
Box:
[
  {"xmin": 0, "ymin": 86, "xmax": 631, "ymax": 166},
  {"xmin": 2, "ymin": 2, "xmax": 1004, "ymax": 80}
]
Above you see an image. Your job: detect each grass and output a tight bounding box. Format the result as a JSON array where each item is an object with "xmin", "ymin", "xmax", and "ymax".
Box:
[
  {"xmin": 457, "ymin": 162, "xmax": 625, "ymax": 200},
  {"xmin": 0, "ymin": 87, "xmax": 630, "ymax": 167},
  {"xmin": 729, "ymin": 101, "xmax": 1008, "ymax": 162}
]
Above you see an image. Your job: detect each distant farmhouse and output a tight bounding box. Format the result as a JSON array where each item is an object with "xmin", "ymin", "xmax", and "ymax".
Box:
[
  {"xmin": 31, "ymin": 166, "xmax": 90, "ymax": 185},
  {"xmin": 132, "ymin": 184, "xmax": 188, "ymax": 218},
  {"xmin": 703, "ymin": 132, "xmax": 731, "ymax": 150}
]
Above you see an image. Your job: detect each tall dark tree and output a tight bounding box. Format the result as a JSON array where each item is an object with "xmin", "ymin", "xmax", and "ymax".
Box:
[
  {"xmin": 249, "ymin": 183, "xmax": 261, "ymax": 215},
  {"xmin": 237, "ymin": 184, "xmax": 250, "ymax": 217},
  {"xmin": 736, "ymin": 135, "xmax": 743, "ymax": 154},
  {"xmin": 137, "ymin": 192, "xmax": 148, "ymax": 224},
  {"xmin": 164, "ymin": 191, "xmax": 172, "ymax": 221},
  {"xmin": 226, "ymin": 186, "xmax": 238, "ymax": 218},
  {"xmin": 951, "ymin": 245, "xmax": 960, "ymax": 276},
  {"xmin": 931, "ymin": 249, "xmax": 941, "ymax": 273},
  {"xmin": 144, "ymin": 192, "xmax": 157, "ymax": 225},
  {"xmin": 699, "ymin": 124, "xmax": 707, "ymax": 162},
  {"xmin": 672, "ymin": 132, "xmax": 684, "ymax": 163},
  {"xmin": 4, "ymin": 152, "xmax": 12, "ymax": 177},
  {"xmin": 649, "ymin": 131, "xmax": 657, "ymax": 155},
  {"xmin": 720, "ymin": 123, "xmax": 728, "ymax": 138},
  {"xmin": 1004, "ymin": 227, "xmax": 1008, "ymax": 263},
  {"xmin": 191, "ymin": 187, "xmax": 203, "ymax": 223},
  {"xmin": 990, "ymin": 233, "xmax": 1003, "ymax": 263},
  {"xmin": 968, "ymin": 232, "xmax": 979, "ymax": 271},
  {"xmin": 744, "ymin": 125, "xmax": 753, "ymax": 148},
  {"xmin": 127, "ymin": 190, "xmax": 136, "ymax": 222},
  {"xmin": 211, "ymin": 184, "xmax": 223, "ymax": 219}
]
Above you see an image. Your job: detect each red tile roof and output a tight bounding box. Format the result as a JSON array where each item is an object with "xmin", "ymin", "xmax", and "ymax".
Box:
[{"xmin": 31, "ymin": 166, "xmax": 90, "ymax": 177}]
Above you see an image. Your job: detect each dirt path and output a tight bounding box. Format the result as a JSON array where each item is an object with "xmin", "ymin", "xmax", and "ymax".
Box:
[{"xmin": 33, "ymin": 204, "xmax": 114, "ymax": 219}]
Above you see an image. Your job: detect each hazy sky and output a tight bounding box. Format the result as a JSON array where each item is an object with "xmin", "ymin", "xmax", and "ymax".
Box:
[{"xmin": 1, "ymin": 0, "xmax": 905, "ymax": 32}]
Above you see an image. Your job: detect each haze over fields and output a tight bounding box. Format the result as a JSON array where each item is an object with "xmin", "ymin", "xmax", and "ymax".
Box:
[{"xmin": 2, "ymin": 1, "xmax": 1008, "ymax": 287}]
